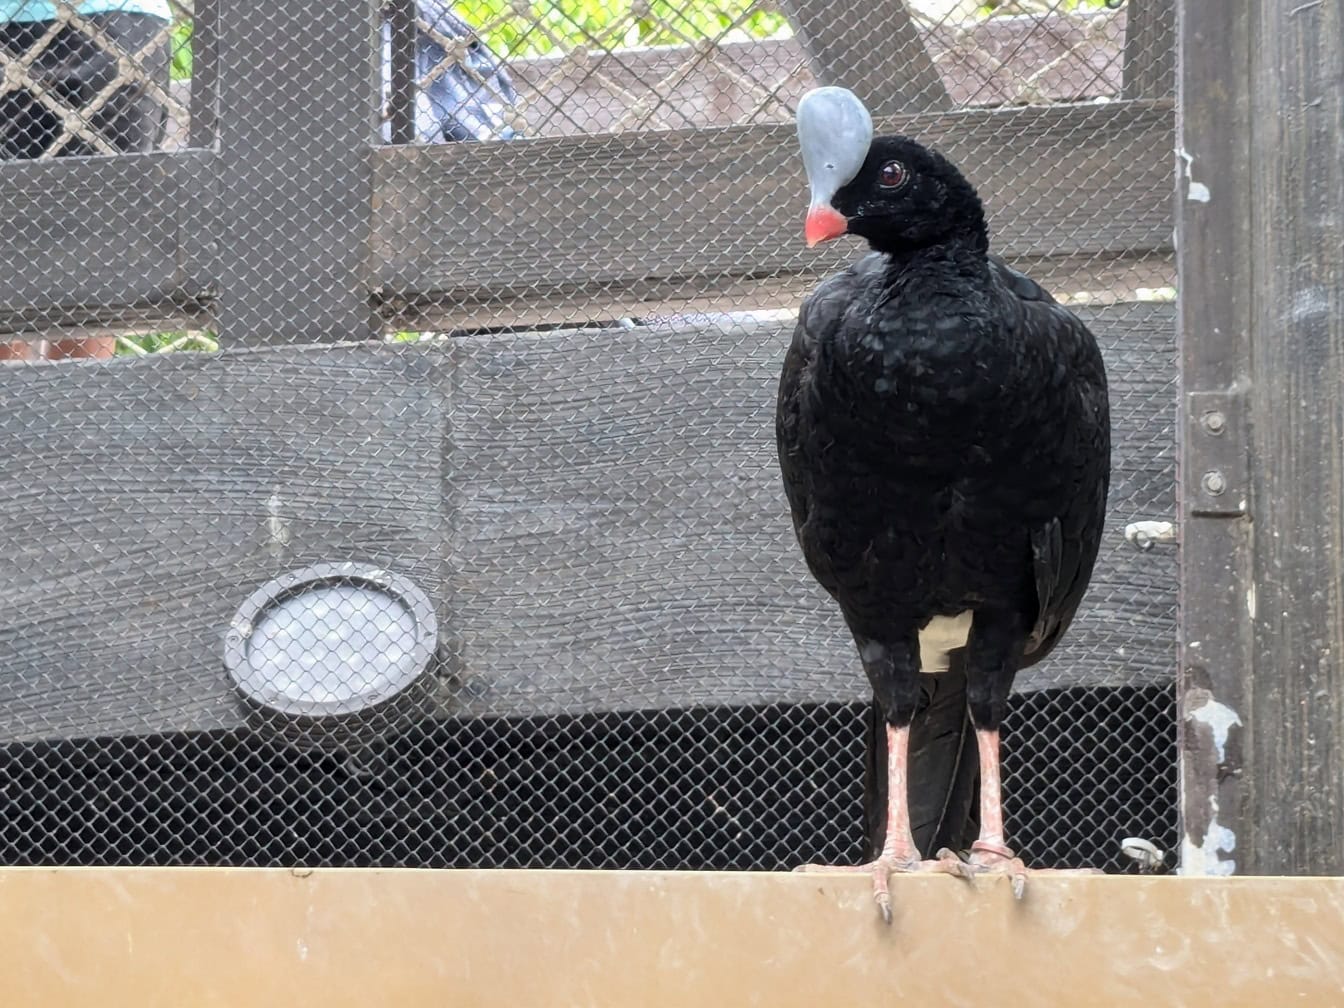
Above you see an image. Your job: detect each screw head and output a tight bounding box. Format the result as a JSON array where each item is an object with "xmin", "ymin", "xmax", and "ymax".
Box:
[
  {"xmin": 1201, "ymin": 470, "xmax": 1227, "ymax": 495},
  {"xmin": 1202, "ymin": 410, "xmax": 1227, "ymax": 434}
]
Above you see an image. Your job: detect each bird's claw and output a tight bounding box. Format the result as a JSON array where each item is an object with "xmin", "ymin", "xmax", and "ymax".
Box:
[
  {"xmin": 876, "ymin": 889, "xmax": 893, "ymax": 926},
  {"xmin": 962, "ymin": 841, "xmax": 1104, "ymax": 899},
  {"xmin": 965, "ymin": 840, "xmax": 1031, "ymax": 898},
  {"xmin": 796, "ymin": 849, "xmax": 972, "ymax": 924}
]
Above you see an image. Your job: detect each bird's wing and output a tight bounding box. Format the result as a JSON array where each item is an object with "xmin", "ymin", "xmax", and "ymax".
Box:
[
  {"xmin": 989, "ymin": 254, "xmax": 1112, "ymax": 667},
  {"xmin": 780, "ymin": 254, "xmax": 984, "ymax": 861},
  {"xmin": 776, "ymin": 255, "xmax": 883, "ymax": 595}
]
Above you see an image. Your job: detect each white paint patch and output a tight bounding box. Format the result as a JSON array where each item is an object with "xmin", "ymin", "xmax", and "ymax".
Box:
[
  {"xmin": 1288, "ymin": 286, "xmax": 1330, "ymax": 325},
  {"xmin": 266, "ymin": 490, "xmax": 290, "ymax": 558},
  {"xmin": 1180, "ymin": 811, "xmax": 1238, "ymax": 877},
  {"xmin": 1247, "ymin": 582, "xmax": 1257, "ymax": 620},
  {"xmin": 1177, "ymin": 147, "xmax": 1211, "ymax": 203},
  {"xmin": 1190, "ymin": 696, "xmax": 1243, "ymax": 762},
  {"xmin": 297, "ymin": 937, "xmax": 310, "ymax": 961},
  {"xmin": 919, "ymin": 611, "xmax": 972, "ymax": 674}
]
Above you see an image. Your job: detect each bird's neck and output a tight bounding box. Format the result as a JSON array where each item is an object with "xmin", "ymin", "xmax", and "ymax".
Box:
[
  {"xmin": 875, "ymin": 237, "xmax": 991, "ymax": 293},
  {"xmin": 864, "ymin": 204, "xmax": 988, "ymax": 259}
]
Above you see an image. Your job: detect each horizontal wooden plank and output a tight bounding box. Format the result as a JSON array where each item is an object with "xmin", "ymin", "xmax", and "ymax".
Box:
[
  {"xmin": 372, "ymin": 100, "xmax": 1174, "ymax": 310},
  {"xmin": 1, "ymin": 103, "xmax": 1170, "ymax": 339},
  {"xmin": 0, "ymin": 344, "xmax": 448, "ymax": 742},
  {"xmin": 0, "ymin": 304, "xmax": 1173, "ymax": 741},
  {"xmin": 441, "ymin": 302, "xmax": 1176, "ymax": 718},
  {"xmin": 379, "ymin": 250, "xmax": 1175, "ymax": 334},
  {"xmin": 0, "ymin": 869, "xmax": 1339, "ymax": 1007},
  {"xmin": 0, "ymin": 150, "xmax": 213, "ymax": 336}
]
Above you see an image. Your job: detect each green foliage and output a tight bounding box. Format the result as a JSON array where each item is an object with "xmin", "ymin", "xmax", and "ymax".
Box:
[
  {"xmin": 453, "ymin": 0, "xmax": 790, "ymax": 58},
  {"xmin": 169, "ymin": 17, "xmax": 192, "ymax": 81},
  {"xmin": 977, "ymin": 0, "xmax": 1115, "ymax": 13},
  {"xmin": 116, "ymin": 331, "xmax": 218, "ymax": 355}
]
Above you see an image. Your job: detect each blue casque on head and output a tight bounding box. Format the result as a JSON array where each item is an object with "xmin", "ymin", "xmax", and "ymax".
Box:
[{"xmin": 795, "ymin": 87, "xmax": 873, "ymax": 210}]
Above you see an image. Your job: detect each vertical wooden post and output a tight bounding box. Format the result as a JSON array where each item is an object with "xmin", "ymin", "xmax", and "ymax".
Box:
[
  {"xmin": 1174, "ymin": 0, "xmax": 1254, "ymax": 879},
  {"xmin": 1122, "ymin": 0, "xmax": 1175, "ymax": 99},
  {"xmin": 385, "ymin": 0, "xmax": 417, "ymax": 146},
  {"xmin": 187, "ymin": 0, "xmax": 219, "ymax": 148},
  {"xmin": 781, "ymin": 0, "xmax": 950, "ymax": 116},
  {"xmin": 1177, "ymin": 0, "xmax": 1344, "ymax": 874},
  {"xmin": 211, "ymin": 0, "xmax": 379, "ymax": 346},
  {"xmin": 1244, "ymin": 0, "xmax": 1344, "ymax": 873}
]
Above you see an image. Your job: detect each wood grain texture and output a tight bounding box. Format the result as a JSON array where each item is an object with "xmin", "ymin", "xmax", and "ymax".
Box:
[
  {"xmin": 1173, "ymin": 1, "xmax": 1254, "ymax": 879},
  {"xmin": 1244, "ymin": 0, "xmax": 1344, "ymax": 874},
  {"xmin": 210, "ymin": 0, "xmax": 378, "ymax": 347},
  {"xmin": 441, "ymin": 304, "xmax": 1176, "ymax": 717},
  {"xmin": 1123, "ymin": 0, "xmax": 1176, "ymax": 99},
  {"xmin": 0, "ymin": 151, "xmax": 212, "ymax": 335},
  {"xmin": 378, "ymin": 250, "xmax": 1176, "ymax": 334},
  {"xmin": 2, "ymin": 869, "xmax": 1342, "ymax": 1008},
  {"xmin": 2, "ymin": 102, "xmax": 1171, "ymax": 340},
  {"xmin": 0, "ymin": 344, "xmax": 449, "ymax": 742},
  {"xmin": 372, "ymin": 100, "xmax": 1175, "ymax": 308},
  {"xmin": 781, "ymin": 0, "xmax": 950, "ymax": 114},
  {"xmin": 0, "ymin": 305, "xmax": 1174, "ymax": 742}
]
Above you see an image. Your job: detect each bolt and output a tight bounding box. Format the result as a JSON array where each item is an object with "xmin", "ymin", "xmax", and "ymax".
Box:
[
  {"xmin": 1202, "ymin": 410, "xmax": 1227, "ymax": 434},
  {"xmin": 1201, "ymin": 470, "xmax": 1226, "ymax": 495}
]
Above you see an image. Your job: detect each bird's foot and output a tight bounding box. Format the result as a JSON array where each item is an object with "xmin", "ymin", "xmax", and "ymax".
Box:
[
  {"xmin": 794, "ymin": 848, "xmax": 972, "ymax": 924},
  {"xmin": 962, "ymin": 840, "xmax": 1103, "ymax": 900}
]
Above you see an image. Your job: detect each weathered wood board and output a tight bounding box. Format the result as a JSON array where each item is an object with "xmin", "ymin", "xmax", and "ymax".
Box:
[
  {"xmin": 0, "ymin": 151, "xmax": 212, "ymax": 336},
  {"xmin": 0, "ymin": 304, "xmax": 1174, "ymax": 741},
  {"xmin": 444, "ymin": 303, "xmax": 1176, "ymax": 718},
  {"xmin": 1, "ymin": 100, "xmax": 1171, "ymax": 341},
  {"xmin": 782, "ymin": 0, "xmax": 951, "ymax": 115},
  {"xmin": 0, "ymin": 345, "xmax": 449, "ymax": 741},
  {"xmin": 0, "ymin": 869, "xmax": 1340, "ymax": 1007},
  {"xmin": 372, "ymin": 100, "xmax": 1174, "ymax": 312}
]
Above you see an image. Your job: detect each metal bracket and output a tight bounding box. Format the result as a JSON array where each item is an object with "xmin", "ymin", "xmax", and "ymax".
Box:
[
  {"xmin": 1185, "ymin": 389, "xmax": 1249, "ymax": 517},
  {"xmin": 1124, "ymin": 519, "xmax": 1178, "ymax": 549}
]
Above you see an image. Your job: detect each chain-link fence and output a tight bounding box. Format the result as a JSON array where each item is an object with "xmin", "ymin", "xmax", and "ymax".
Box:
[{"xmin": 0, "ymin": 0, "xmax": 1176, "ymax": 876}]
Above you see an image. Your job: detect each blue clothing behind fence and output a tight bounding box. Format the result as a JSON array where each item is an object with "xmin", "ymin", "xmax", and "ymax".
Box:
[{"xmin": 1, "ymin": 2, "xmax": 171, "ymax": 22}]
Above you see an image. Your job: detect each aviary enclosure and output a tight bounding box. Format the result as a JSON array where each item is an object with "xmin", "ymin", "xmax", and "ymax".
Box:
[{"xmin": 0, "ymin": 0, "xmax": 1340, "ymax": 966}]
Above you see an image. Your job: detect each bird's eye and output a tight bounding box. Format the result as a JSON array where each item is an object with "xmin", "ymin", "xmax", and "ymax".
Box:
[{"xmin": 878, "ymin": 161, "xmax": 908, "ymax": 189}]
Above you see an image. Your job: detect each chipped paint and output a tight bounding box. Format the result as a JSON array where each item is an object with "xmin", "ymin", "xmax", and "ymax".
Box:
[
  {"xmin": 1191, "ymin": 696, "xmax": 1242, "ymax": 763},
  {"xmin": 1181, "ymin": 691, "xmax": 1243, "ymax": 876},
  {"xmin": 1246, "ymin": 582, "xmax": 1257, "ymax": 620},
  {"xmin": 1288, "ymin": 286, "xmax": 1330, "ymax": 325},
  {"xmin": 1177, "ymin": 147, "xmax": 1211, "ymax": 202},
  {"xmin": 266, "ymin": 490, "xmax": 290, "ymax": 559},
  {"xmin": 1181, "ymin": 812, "xmax": 1238, "ymax": 877}
]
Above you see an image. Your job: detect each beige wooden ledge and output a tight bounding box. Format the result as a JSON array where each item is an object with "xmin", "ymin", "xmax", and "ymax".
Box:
[{"xmin": 0, "ymin": 868, "xmax": 1339, "ymax": 1006}]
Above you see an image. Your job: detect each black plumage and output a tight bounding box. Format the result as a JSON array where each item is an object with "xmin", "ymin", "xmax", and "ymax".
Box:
[{"xmin": 779, "ymin": 88, "xmax": 1110, "ymax": 920}]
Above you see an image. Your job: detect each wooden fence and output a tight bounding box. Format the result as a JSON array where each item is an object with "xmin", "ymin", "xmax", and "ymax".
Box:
[{"xmin": 0, "ymin": 0, "xmax": 1207, "ymax": 863}]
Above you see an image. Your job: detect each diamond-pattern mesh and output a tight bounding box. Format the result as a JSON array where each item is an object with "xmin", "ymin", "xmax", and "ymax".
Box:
[{"xmin": 0, "ymin": 0, "xmax": 1176, "ymax": 876}]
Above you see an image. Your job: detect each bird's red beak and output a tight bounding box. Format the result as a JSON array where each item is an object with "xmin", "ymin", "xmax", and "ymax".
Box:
[{"xmin": 804, "ymin": 204, "xmax": 849, "ymax": 247}]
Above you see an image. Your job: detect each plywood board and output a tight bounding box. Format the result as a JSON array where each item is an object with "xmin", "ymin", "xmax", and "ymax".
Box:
[
  {"xmin": 0, "ymin": 305, "xmax": 1175, "ymax": 741},
  {"xmin": 0, "ymin": 868, "xmax": 1338, "ymax": 1007}
]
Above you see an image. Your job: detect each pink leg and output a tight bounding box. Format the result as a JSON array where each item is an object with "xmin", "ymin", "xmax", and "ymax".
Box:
[
  {"xmin": 796, "ymin": 723, "xmax": 970, "ymax": 923},
  {"xmin": 965, "ymin": 728, "xmax": 1100, "ymax": 898}
]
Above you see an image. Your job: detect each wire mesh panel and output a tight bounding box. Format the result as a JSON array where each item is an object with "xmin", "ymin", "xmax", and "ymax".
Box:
[{"xmin": 0, "ymin": 0, "xmax": 1176, "ymax": 877}]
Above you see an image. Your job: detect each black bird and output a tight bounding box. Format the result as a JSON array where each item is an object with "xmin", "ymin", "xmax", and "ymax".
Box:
[{"xmin": 777, "ymin": 87, "xmax": 1111, "ymax": 921}]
